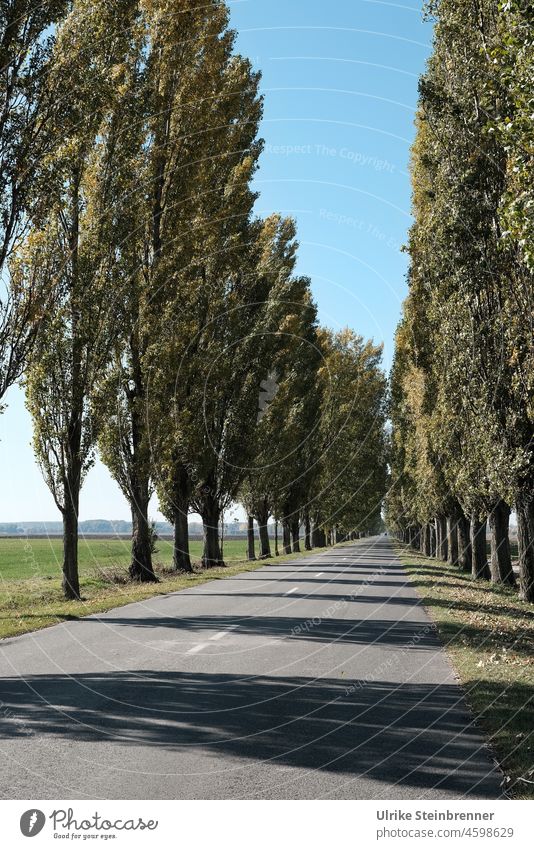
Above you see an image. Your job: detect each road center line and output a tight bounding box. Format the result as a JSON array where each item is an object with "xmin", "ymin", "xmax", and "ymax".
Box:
[
  {"xmin": 187, "ymin": 643, "xmax": 208, "ymax": 654},
  {"xmin": 210, "ymin": 625, "xmax": 239, "ymax": 641},
  {"xmin": 284, "ymin": 587, "xmax": 298, "ymax": 595}
]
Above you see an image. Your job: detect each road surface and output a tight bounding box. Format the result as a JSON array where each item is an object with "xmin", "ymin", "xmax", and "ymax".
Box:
[{"xmin": 0, "ymin": 537, "xmax": 503, "ymax": 799}]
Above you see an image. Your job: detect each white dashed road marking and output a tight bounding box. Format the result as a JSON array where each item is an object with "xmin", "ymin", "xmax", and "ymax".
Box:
[
  {"xmin": 210, "ymin": 625, "xmax": 239, "ymax": 641},
  {"xmin": 187, "ymin": 643, "xmax": 208, "ymax": 655}
]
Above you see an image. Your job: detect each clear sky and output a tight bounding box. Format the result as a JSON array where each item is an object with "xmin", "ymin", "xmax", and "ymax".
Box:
[{"xmin": 0, "ymin": 0, "xmax": 433, "ymax": 523}]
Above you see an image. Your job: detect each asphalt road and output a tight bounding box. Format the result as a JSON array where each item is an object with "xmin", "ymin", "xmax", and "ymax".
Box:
[{"xmin": 0, "ymin": 537, "xmax": 503, "ymax": 799}]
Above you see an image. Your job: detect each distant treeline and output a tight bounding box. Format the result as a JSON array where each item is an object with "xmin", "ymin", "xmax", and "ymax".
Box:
[
  {"xmin": 0, "ymin": 521, "xmax": 260, "ymax": 538},
  {"xmin": 0, "ymin": 521, "xmax": 166, "ymax": 537}
]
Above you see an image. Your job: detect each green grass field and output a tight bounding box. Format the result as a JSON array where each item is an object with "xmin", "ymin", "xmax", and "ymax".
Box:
[{"xmin": 0, "ymin": 535, "xmax": 249, "ymax": 581}]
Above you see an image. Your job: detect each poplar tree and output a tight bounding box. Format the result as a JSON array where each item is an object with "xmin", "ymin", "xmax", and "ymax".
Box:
[
  {"xmin": 23, "ymin": 0, "xmax": 140, "ymax": 598},
  {"xmin": 97, "ymin": 0, "xmax": 265, "ymax": 575},
  {"xmin": 318, "ymin": 329, "xmax": 387, "ymax": 541},
  {"xmin": 244, "ymin": 269, "xmax": 321, "ymax": 556},
  {"xmin": 0, "ymin": 1, "xmax": 66, "ymax": 405},
  {"xmin": 490, "ymin": 0, "xmax": 534, "ymax": 600},
  {"xmin": 388, "ymin": 0, "xmax": 534, "ymax": 600}
]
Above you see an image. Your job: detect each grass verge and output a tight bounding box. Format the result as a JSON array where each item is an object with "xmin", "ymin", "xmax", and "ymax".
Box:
[
  {"xmin": 396, "ymin": 543, "xmax": 534, "ymax": 799},
  {"xmin": 0, "ymin": 548, "xmax": 313, "ymax": 641}
]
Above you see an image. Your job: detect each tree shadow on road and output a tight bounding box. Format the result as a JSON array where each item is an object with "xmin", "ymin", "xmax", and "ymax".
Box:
[
  {"xmin": 77, "ymin": 613, "xmax": 442, "ymax": 648},
  {"xmin": 0, "ymin": 669, "xmax": 504, "ymax": 798}
]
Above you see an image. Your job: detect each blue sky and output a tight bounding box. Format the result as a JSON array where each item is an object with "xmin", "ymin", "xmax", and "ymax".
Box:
[{"xmin": 0, "ymin": 0, "xmax": 432, "ymax": 523}]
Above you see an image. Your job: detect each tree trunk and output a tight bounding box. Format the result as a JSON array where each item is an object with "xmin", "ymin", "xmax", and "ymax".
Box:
[
  {"xmin": 437, "ymin": 516, "xmax": 448, "ymax": 561},
  {"xmin": 257, "ymin": 503, "xmax": 271, "ymax": 559},
  {"xmin": 282, "ymin": 520, "xmax": 291, "ymax": 555},
  {"xmin": 62, "ymin": 500, "xmax": 81, "ymax": 600},
  {"xmin": 130, "ymin": 494, "xmax": 157, "ymax": 582},
  {"xmin": 304, "ymin": 514, "xmax": 312, "ymax": 550},
  {"xmin": 247, "ymin": 515, "xmax": 256, "ymax": 561},
  {"xmin": 201, "ymin": 498, "xmax": 224, "ymax": 568},
  {"xmin": 429, "ymin": 521, "xmax": 437, "ymax": 557},
  {"xmin": 446, "ymin": 516, "xmax": 459, "ymax": 567},
  {"xmin": 171, "ymin": 463, "xmax": 192, "ymax": 571},
  {"xmin": 61, "ymin": 178, "xmax": 83, "ymax": 602},
  {"xmin": 312, "ymin": 523, "xmax": 325, "ymax": 547},
  {"xmin": 457, "ymin": 510, "xmax": 471, "ymax": 573},
  {"xmin": 291, "ymin": 517, "xmax": 301, "ymax": 553},
  {"xmin": 470, "ymin": 513, "xmax": 490, "ymax": 581},
  {"xmin": 274, "ymin": 519, "xmax": 279, "ymax": 556},
  {"xmin": 516, "ymin": 492, "xmax": 534, "ymax": 602},
  {"xmin": 173, "ymin": 508, "xmax": 192, "ymax": 572},
  {"xmin": 419, "ymin": 525, "xmax": 427, "ymax": 554},
  {"xmin": 258, "ymin": 522, "xmax": 271, "ymax": 559},
  {"xmin": 425, "ymin": 524, "xmax": 432, "ymax": 556},
  {"xmin": 488, "ymin": 500, "xmax": 515, "ymax": 586}
]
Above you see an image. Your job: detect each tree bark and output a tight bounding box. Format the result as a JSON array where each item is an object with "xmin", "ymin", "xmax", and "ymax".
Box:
[
  {"xmin": 304, "ymin": 513, "xmax": 312, "ymax": 551},
  {"xmin": 258, "ymin": 521, "xmax": 271, "ymax": 559},
  {"xmin": 282, "ymin": 520, "xmax": 291, "ymax": 555},
  {"xmin": 425, "ymin": 524, "xmax": 432, "ymax": 556},
  {"xmin": 419, "ymin": 523, "xmax": 426, "ymax": 554},
  {"xmin": 130, "ymin": 493, "xmax": 157, "ymax": 582},
  {"xmin": 312, "ymin": 523, "xmax": 325, "ymax": 547},
  {"xmin": 274, "ymin": 519, "xmax": 279, "ymax": 556},
  {"xmin": 247, "ymin": 515, "xmax": 256, "ymax": 561},
  {"xmin": 457, "ymin": 510, "xmax": 472, "ymax": 573},
  {"xmin": 516, "ymin": 492, "xmax": 534, "ymax": 602},
  {"xmin": 429, "ymin": 521, "xmax": 437, "ymax": 557},
  {"xmin": 437, "ymin": 516, "xmax": 448, "ymax": 561},
  {"xmin": 201, "ymin": 498, "xmax": 224, "ymax": 568},
  {"xmin": 470, "ymin": 513, "xmax": 490, "ymax": 580},
  {"xmin": 171, "ymin": 464, "xmax": 192, "ymax": 571},
  {"xmin": 62, "ymin": 500, "xmax": 81, "ymax": 600},
  {"xmin": 256, "ymin": 502, "xmax": 271, "ymax": 559},
  {"xmin": 173, "ymin": 508, "xmax": 192, "ymax": 572},
  {"xmin": 488, "ymin": 500, "xmax": 515, "ymax": 586},
  {"xmin": 446, "ymin": 515, "xmax": 459, "ymax": 567},
  {"xmin": 291, "ymin": 517, "xmax": 301, "ymax": 553}
]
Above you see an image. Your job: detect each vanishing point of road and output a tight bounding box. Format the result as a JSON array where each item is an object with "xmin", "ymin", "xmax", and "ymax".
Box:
[{"xmin": 0, "ymin": 538, "xmax": 502, "ymax": 799}]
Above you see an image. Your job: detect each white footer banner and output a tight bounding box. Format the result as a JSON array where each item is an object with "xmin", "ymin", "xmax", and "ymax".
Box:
[{"xmin": 1, "ymin": 799, "xmax": 531, "ymax": 848}]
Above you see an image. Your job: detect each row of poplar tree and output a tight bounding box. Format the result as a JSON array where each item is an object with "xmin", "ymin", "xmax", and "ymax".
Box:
[
  {"xmin": 0, "ymin": 0, "xmax": 387, "ymax": 599},
  {"xmin": 385, "ymin": 0, "xmax": 534, "ymax": 602}
]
